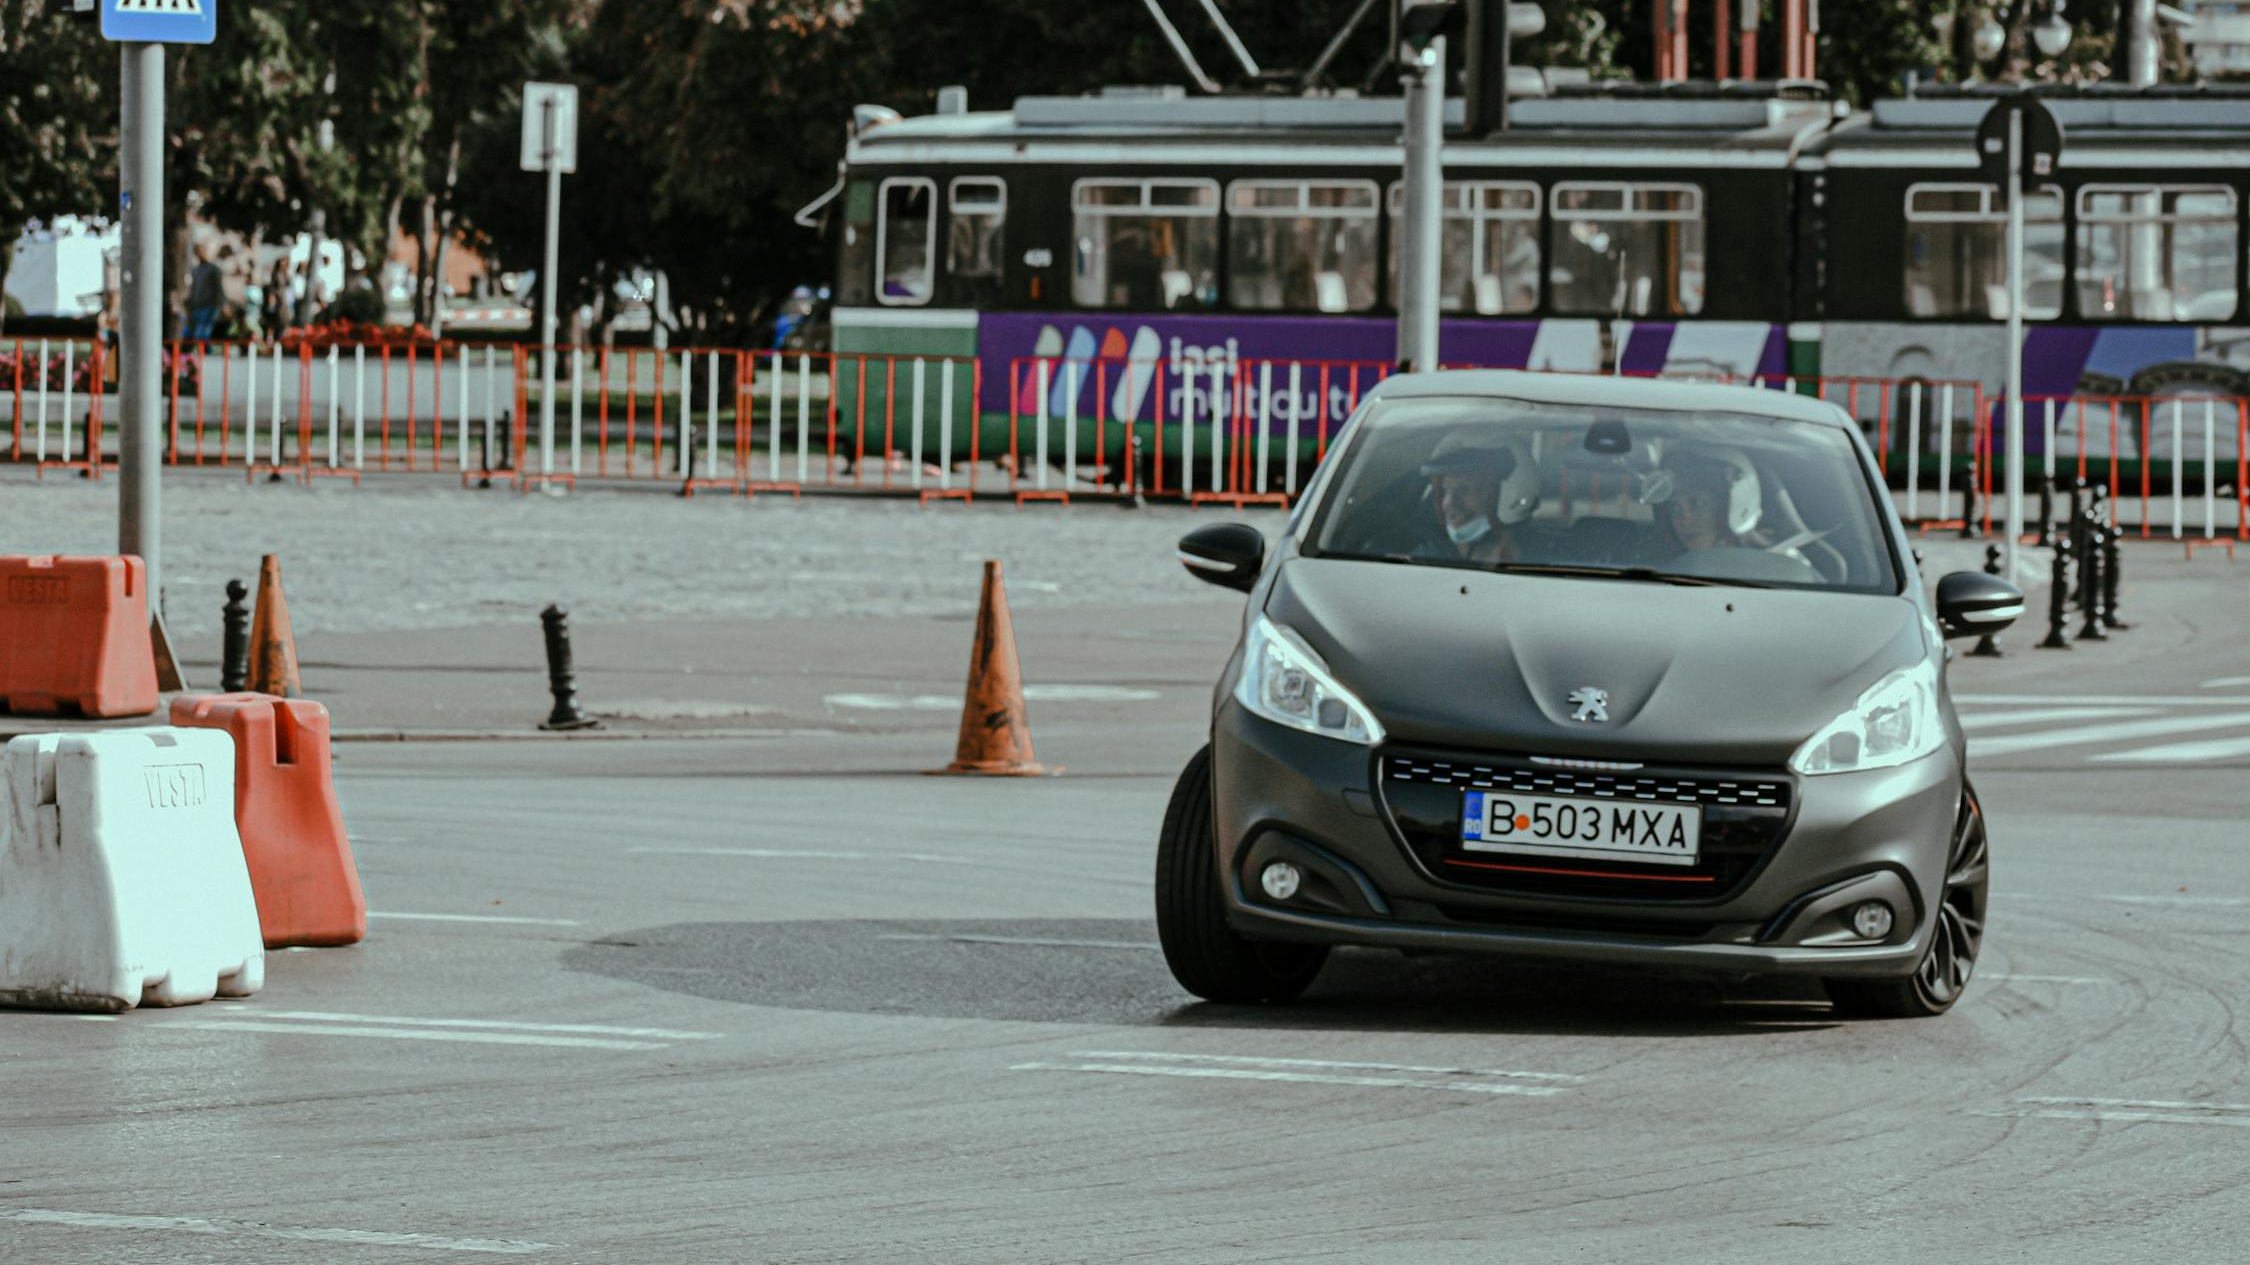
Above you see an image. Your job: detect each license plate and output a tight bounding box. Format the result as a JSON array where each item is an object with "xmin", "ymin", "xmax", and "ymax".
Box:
[{"xmin": 1461, "ymin": 791, "xmax": 1701, "ymax": 867}]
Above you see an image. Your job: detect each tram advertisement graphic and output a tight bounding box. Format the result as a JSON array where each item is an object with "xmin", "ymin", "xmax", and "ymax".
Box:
[{"xmin": 974, "ymin": 313, "xmax": 1789, "ymax": 425}]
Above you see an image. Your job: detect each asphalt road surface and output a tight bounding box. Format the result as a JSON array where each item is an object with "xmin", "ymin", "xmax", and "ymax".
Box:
[{"xmin": 4, "ymin": 550, "xmax": 2247, "ymax": 1262}]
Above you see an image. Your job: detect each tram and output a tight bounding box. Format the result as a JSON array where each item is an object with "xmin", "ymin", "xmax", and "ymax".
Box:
[{"xmin": 815, "ymin": 79, "xmax": 2250, "ymax": 483}]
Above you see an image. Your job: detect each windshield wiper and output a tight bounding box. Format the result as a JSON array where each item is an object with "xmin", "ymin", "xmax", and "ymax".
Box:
[{"xmin": 1488, "ymin": 563, "xmax": 1772, "ymax": 589}]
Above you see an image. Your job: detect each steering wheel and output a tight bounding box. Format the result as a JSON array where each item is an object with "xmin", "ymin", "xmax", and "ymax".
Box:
[{"xmin": 1766, "ymin": 527, "xmax": 1850, "ymax": 584}]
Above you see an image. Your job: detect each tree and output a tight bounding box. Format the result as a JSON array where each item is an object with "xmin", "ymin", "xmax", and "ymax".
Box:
[{"xmin": 0, "ymin": 1, "xmax": 115, "ymax": 333}]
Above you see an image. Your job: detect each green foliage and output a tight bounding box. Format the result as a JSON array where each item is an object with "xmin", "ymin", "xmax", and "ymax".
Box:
[
  {"xmin": 0, "ymin": 1, "xmax": 117, "ymax": 253},
  {"xmin": 326, "ymin": 285, "xmax": 388, "ymax": 325}
]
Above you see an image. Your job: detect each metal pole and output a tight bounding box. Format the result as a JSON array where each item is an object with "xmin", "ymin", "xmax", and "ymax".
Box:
[
  {"xmin": 540, "ymin": 96, "xmax": 562, "ymax": 479},
  {"xmin": 119, "ymin": 42, "xmax": 165, "ymax": 599},
  {"xmin": 1397, "ymin": 36, "xmax": 1445, "ymax": 374},
  {"xmin": 2003, "ymin": 107, "xmax": 2025, "ymax": 579}
]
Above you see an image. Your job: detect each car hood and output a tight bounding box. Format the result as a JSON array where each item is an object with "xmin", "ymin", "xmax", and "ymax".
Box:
[{"xmin": 1264, "ymin": 558, "xmax": 1930, "ymax": 766}]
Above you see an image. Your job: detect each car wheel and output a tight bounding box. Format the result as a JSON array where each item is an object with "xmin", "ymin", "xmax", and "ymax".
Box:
[
  {"xmin": 1155, "ymin": 746, "xmax": 1328, "ymax": 1004},
  {"xmin": 1827, "ymin": 782, "xmax": 1989, "ymax": 1019}
]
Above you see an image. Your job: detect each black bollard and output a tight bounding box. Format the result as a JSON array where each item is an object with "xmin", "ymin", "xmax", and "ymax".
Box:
[
  {"xmin": 679, "ymin": 422, "xmax": 697, "ymax": 497},
  {"xmin": 2036, "ymin": 477, "xmax": 2054, "ymax": 548},
  {"xmin": 220, "ymin": 578, "xmax": 251, "ymax": 692},
  {"xmin": 1968, "ymin": 543, "xmax": 2005, "ymax": 657},
  {"xmin": 2038, "ymin": 536, "xmax": 2072, "ymax": 650},
  {"xmin": 2077, "ymin": 522, "xmax": 2109, "ymax": 642},
  {"xmin": 538, "ymin": 604, "xmax": 600, "ymax": 731},
  {"xmin": 2102, "ymin": 507, "xmax": 2130, "ymax": 631}
]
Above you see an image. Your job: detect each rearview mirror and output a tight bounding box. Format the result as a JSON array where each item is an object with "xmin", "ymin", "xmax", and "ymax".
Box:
[
  {"xmin": 1177, "ymin": 523, "xmax": 1265, "ymax": 593},
  {"xmin": 1935, "ymin": 571, "xmax": 2024, "ymax": 640}
]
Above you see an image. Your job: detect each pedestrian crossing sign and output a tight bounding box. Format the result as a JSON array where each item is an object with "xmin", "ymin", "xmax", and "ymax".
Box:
[{"xmin": 101, "ymin": 0, "xmax": 217, "ymax": 44}]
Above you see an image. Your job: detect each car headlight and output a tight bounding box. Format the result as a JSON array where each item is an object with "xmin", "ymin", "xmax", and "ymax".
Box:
[
  {"xmin": 1789, "ymin": 660, "xmax": 1944, "ymax": 775},
  {"xmin": 1234, "ymin": 616, "xmax": 1385, "ymax": 746}
]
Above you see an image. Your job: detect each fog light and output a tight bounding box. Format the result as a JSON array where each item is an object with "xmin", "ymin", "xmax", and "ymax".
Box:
[
  {"xmin": 1850, "ymin": 900, "xmax": 1895, "ymax": 940},
  {"xmin": 1260, "ymin": 861, "xmax": 1302, "ymax": 902}
]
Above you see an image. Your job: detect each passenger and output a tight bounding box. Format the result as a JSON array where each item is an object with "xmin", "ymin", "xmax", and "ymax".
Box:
[
  {"xmin": 1419, "ymin": 436, "xmax": 1539, "ymax": 565},
  {"xmin": 1650, "ymin": 449, "xmax": 1764, "ymax": 553}
]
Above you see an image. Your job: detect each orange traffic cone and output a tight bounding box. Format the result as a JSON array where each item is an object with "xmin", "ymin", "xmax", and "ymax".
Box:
[
  {"xmin": 936, "ymin": 560, "xmax": 1048, "ymax": 776},
  {"xmin": 246, "ymin": 554, "xmax": 302, "ymax": 699}
]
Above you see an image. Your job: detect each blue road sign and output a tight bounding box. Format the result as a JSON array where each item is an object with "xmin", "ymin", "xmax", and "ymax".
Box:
[{"xmin": 101, "ymin": 0, "xmax": 217, "ymax": 44}]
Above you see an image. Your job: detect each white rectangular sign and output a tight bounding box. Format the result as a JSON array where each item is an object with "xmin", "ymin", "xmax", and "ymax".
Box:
[{"xmin": 520, "ymin": 82, "xmax": 579, "ymax": 174}]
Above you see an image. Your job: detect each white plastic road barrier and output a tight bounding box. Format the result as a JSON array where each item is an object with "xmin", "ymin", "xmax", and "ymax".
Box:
[
  {"xmin": 938, "ymin": 358, "xmax": 956, "ymax": 491},
  {"xmin": 268, "ymin": 343, "xmax": 284, "ymax": 465},
  {"xmin": 1905, "ymin": 384, "xmax": 1922, "ymax": 520},
  {"xmin": 0, "ymin": 730, "xmax": 264, "ymax": 1012}
]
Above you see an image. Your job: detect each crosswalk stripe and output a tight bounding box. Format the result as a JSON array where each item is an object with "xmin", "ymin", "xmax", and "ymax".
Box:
[
  {"xmin": 2090, "ymin": 733, "xmax": 2250, "ymax": 763},
  {"xmin": 1971, "ymin": 711, "xmax": 2250, "ymax": 757},
  {"xmin": 1958, "ymin": 706, "xmax": 2157, "ymax": 730}
]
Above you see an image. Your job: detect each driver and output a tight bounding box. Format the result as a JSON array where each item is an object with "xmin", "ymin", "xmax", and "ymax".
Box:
[
  {"xmin": 1418, "ymin": 435, "xmax": 1539, "ymax": 564},
  {"xmin": 1648, "ymin": 449, "xmax": 1764, "ymax": 553}
]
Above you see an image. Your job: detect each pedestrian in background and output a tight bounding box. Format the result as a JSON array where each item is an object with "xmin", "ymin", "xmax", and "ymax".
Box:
[{"xmin": 184, "ymin": 244, "xmax": 223, "ymax": 340}]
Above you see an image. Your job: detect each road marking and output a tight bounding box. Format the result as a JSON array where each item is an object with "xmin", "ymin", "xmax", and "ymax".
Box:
[
  {"xmin": 824, "ymin": 685, "xmax": 1157, "ymax": 710},
  {"xmin": 2006, "ymin": 893, "xmax": 2249, "ymax": 908},
  {"xmin": 369, "ymin": 911, "xmax": 583, "ymax": 927},
  {"xmin": 1979, "ymin": 973, "xmax": 2110, "ymax": 985},
  {"xmin": 188, "ymin": 1020, "xmax": 668, "ymax": 1051},
  {"xmin": 1957, "ymin": 706, "xmax": 2157, "ymax": 730},
  {"xmin": 1979, "ymin": 1109, "xmax": 2250, "ymax": 1130},
  {"xmin": 877, "ymin": 933, "xmax": 1160, "ymax": 951},
  {"xmin": 1981, "ymin": 1097, "xmax": 2250, "ymax": 1130},
  {"xmin": 1066, "ymin": 1050, "xmax": 1584, "ymax": 1082},
  {"xmin": 2091, "ymin": 734, "xmax": 2250, "ymax": 763},
  {"xmin": 2200, "ymin": 676, "xmax": 2250, "ymax": 689},
  {"xmin": 629, "ymin": 847, "xmax": 970, "ymax": 865},
  {"xmin": 0, "ymin": 1209, "xmax": 554, "ymax": 1255},
  {"xmin": 212, "ymin": 1008, "xmax": 723, "ymax": 1041},
  {"xmin": 1970, "ymin": 712, "xmax": 2250, "ymax": 756},
  {"xmin": 1010, "ymin": 1060, "xmax": 1567, "ymax": 1096},
  {"xmin": 1957, "ymin": 693, "xmax": 2250, "ymax": 707},
  {"xmin": 2021, "ymin": 1095, "xmax": 2250, "ymax": 1114}
]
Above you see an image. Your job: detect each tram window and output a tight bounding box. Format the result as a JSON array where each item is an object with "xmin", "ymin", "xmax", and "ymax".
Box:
[
  {"xmin": 948, "ymin": 179, "xmax": 1006, "ymax": 278},
  {"xmin": 1386, "ymin": 182, "xmax": 1540, "ymax": 314},
  {"xmin": 2075, "ymin": 185, "xmax": 2238, "ymax": 322},
  {"xmin": 877, "ymin": 177, "xmax": 936, "ymax": 307},
  {"xmin": 1071, "ymin": 179, "xmax": 1220, "ymax": 311},
  {"xmin": 1226, "ymin": 181, "xmax": 1378, "ymax": 313},
  {"xmin": 838, "ymin": 180, "xmax": 876, "ymax": 306},
  {"xmin": 1902, "ymin": 184, "xmax": 2063, "ymax": 319},
  {"xmin": 1548, "ymin": 183, "xmax": 1705, "ymax": 317}
]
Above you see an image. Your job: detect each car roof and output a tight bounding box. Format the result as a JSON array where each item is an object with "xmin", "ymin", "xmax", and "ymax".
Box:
[{"xmin": 1363, "ymin": 370, "xmax": 1857, "ymax": 431}]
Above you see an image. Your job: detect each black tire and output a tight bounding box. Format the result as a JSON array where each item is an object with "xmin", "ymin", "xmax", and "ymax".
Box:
[
  {"xmin": 1827, "ymin": 782, "xmax": 1990, "ymax": 1020},
  {"xmin": 1154, "ymin": 746, "xmax": 1329, "ymax": 1004}
]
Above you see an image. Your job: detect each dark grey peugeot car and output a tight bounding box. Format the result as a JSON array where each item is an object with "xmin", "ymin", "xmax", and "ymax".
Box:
[{"xmin": 1159, "ymin": 371, "xmax": 2024, "ymax": 1019}]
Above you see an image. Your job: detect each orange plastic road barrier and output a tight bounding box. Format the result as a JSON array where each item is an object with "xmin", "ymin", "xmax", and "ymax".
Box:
[
  {"xmin": 935, "ymin": 560, "xmax": 1048, "ymax": 776},
  {"xmin": 246, "ymin": 554, "xmax": 302, "ymax": 698},
  {"xmin": 170, "ymin": 692, "xmax": 366, "ymax": 948},
  {"xmin": 0, "ymin": 555, "xmax": 159, "ymax": 717}
]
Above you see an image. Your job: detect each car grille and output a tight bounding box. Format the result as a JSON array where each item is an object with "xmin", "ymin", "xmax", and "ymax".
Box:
[{"xmin": 1381, "ymin": 747, "xmax": 1796, "ymax": 903}]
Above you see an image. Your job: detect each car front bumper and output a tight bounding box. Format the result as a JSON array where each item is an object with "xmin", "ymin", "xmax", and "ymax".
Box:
[{"xmin": 1208, "ymin": 700, "xmax": 1962, "ymax": 979}]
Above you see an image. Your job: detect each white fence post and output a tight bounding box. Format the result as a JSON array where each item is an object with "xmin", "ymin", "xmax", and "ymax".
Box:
[
  {"xmin": 60, "ymin": 341, "xmax": 76, "ymax": 464},
  {"xmin": 1905, "ymin": 383, "xmax": 1922, "ymax": 521},
  {"xmin": 1035, "ymin": 358, "xmax": 1051, "ymax": 492},
  {"xmin": 938, "ymin": 358, "xmax": 955, "ymax": 492},
  {"xmin": 353, "ymin": 345, "xmax": 367, "ymax": 469},
  {"xmin": 456, "ymin": 345, "xmax": 470, "ymax": 471},
  {"xmin": 327, "ymin": 346, "xmax": 341, "ymax": 466},
  {"xmin": 1255, "ymin": 361, "xmax": 1273, "ymax": 495},
  {"xmin": 794, "ymin": 353, "xmax": 810, "ymax": 485},
  {"xmin": 1937, "ymin": 383, "xmax": 1955, "ymax": 516},
  {"xmin": 910, "ymin": 358, "xmax": 926, "ymax": 491}
]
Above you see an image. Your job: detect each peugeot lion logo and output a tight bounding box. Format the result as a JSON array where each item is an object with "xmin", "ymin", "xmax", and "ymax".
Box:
[{"xmin": 1568, "ymin": 687, "xmax": 1610, "ymax": 723}]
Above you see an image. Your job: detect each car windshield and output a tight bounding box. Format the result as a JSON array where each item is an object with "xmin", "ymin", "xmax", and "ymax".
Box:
[{"xmin": 1306, "ymin": 395, "xmax": 1900, "ymax": 594}]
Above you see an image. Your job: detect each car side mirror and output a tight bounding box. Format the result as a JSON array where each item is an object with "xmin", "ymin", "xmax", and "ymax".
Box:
[
  {"xmin": 1177, "ymin": 523, "xmax": 1265, "ymax": 592},
  {"xmin": 1935, "ymin": 571, "xmax": 2025, "ymax": 639}
]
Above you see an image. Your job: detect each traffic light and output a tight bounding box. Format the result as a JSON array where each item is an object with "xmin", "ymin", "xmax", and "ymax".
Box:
[
  {"xmin": 1465, "ymin": 1, "xmax": 1543, "ymax": 133},
  {"xmin": 1395, "ymin": 0, "xmax": 1456, "ymax": 58}
]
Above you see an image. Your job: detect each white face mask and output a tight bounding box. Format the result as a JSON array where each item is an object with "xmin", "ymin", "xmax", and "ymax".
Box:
[{"xmin": 1446, "ymin": 515, "xmax": 1495, "ymax": 547}]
